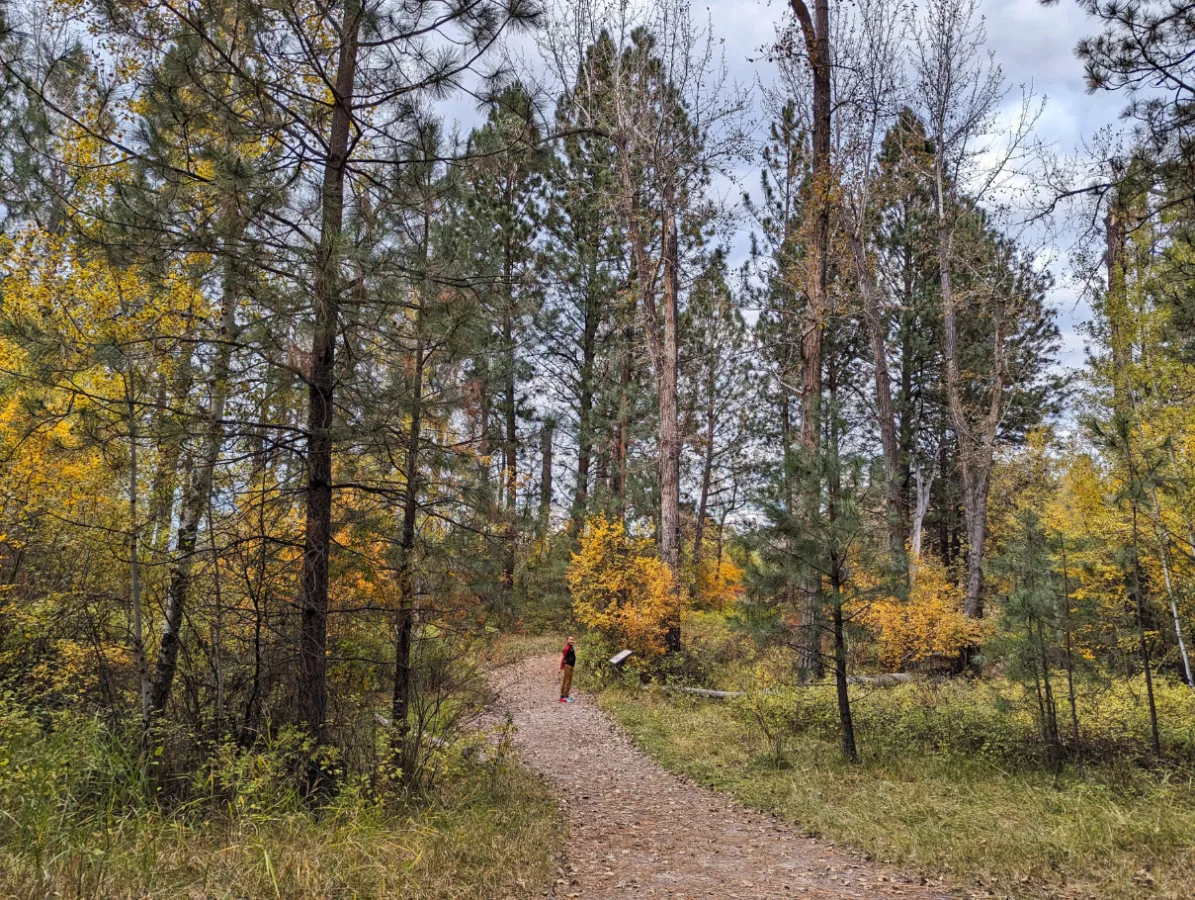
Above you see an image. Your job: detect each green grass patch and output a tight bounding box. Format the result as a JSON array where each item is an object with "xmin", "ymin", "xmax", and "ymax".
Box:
[{"xmin": 602, "ymin": 687, "xmax": 1195, "ymax": 899}]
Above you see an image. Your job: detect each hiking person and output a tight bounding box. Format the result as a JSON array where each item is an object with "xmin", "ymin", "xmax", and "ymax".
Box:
[{"xmin": 559, "ymin": 636, "xmax": 576, "ymax": 703}]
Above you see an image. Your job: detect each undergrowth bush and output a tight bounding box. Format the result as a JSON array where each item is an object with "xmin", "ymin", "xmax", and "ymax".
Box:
[
  {"xmin": 664, "ymin": 610, "xmax": 1195, "ymax": 767},
  {"xmin": 0, "ymin": 695, "xmax": 557, "ymax": 898},
  {"xmin": 659, "ymin": 611, "xmax": 752, "ymax": 685},
  {"xmin": 725, "ymin": 674, "xmax": 1195, "ymax": 768}
]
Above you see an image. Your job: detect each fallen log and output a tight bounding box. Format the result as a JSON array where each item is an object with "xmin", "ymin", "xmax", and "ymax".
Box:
[
  {"xmin": 652, "ymin": 685, "xmax": 747, "ymax": 700},
  {"xmin": 847, "ymin": 672, "xmax": 913, "ymax": 687}
]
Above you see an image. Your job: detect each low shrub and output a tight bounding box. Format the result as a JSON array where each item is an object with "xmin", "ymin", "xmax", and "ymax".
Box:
[
  {"xmin": 0, "ymin": 695, "xmax": 558, "ymax": 898},
  {"xmin": 717, "ymin": 671, "xmax": 1195, "ymax": 769}
]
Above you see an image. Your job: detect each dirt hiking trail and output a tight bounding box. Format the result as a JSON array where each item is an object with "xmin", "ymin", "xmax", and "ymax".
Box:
[{"xmin": 493, "ymin": 654, "xmax": 956, "ymax": 899}]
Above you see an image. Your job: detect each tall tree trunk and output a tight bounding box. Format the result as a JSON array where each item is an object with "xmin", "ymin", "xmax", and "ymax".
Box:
[
  {"xmin": 613, "ymin": 144, "xmax": 652, "ymax": 523},
  {"xmin": 909, "ymin": 461, "xmax": 935, "ymax": 580},
  {"xmin": 392, "ymin": 331, "xmax": 424, "ymax": 781},
  {"xmin": 936, "ymin": 171, "xmax": 1002, "ymax": 619},
  {"xmin": 595, "ymin": 442, "xmax": 610, "ymax": 495},
  {"xmin": 659, "ymin": 199, "xmax": 682, "ymax": 651},
  {"xmin": 146, "ymin": 371, "xmax": 183, "ymax": 554},
  {"xmin": 789, "ymin": 0, "xmax": 831, "ymax": 680},
  {"xmin": 612, "ymin": 316, "xmax": 633, "ymax": 516},
  {"xmin": 614, "ymin": 140, "xmax": 674, "ymax": 560},
  {"xmin": 961, "ymin": 471, "xmax": 990, "ymax": 617},
  {"xmin": 1059, "ymin": 539, "xmax": 1081, "ymax": 751},
  {"xmin": 502, "ymin": 249, "xmax": 518, "ymax": 595},
  {"xmin": 149, "ymin": 227, "xmax": 241, "ymax": 716},
  {"xmin": 658, "ymin": 200, "xmax": 681, "ymax": 576},
  {"xmin": 692, "ymin": 364, "xmax": 716, "ymax": 582},
  {"xmin": 1034, "ymin": 617, "xmax": 1061, "ymax": 767},
  {"xmin": 126, "ymin": 370, "xmax": 151, "ymax": 729},
  {"xmin": 831, "ymin": 596, "xmax": 857, "ymax": 760},
  {"xmin": 1105, "ymin": 200, "xmax": 1132, "ymax": 406},
  {"xmin": 851, "ymin": 233, "xmax": 907, "ymax": 578},
  {"xmin": 937, "ymin": 202, "xmax": 971, "ymax": 606},
  {"xmin": 208, "ymin": 499, "xmax": 226, "ymax": 736},
  {"xmin": 393, "ymin": 202, "xmax": 433, "ymax": 781},
  {"xmin": 897, "ymin": 215, "xmax": 917, "ymax": 516},
  {"xmin": 1130, "ymin": 506, "xmax": 1162, "ymax": 757},
  {"xmin": 571, "ymin": 294, "xmax": 598, "ymax": 529},
  {"xmin": 826, "ymin": 360, "xmax": 857, "ymax": 760},
  {"xmin": 478, "ymin": 378, "xmax": 491, "ymax": 488},
  {"xmin": 540, "ymin": 419, "xmax": 554, "ymax": 531},
  {"xmin": 297, "ymin": 0, "xmax": 360, "ymax": 742}
]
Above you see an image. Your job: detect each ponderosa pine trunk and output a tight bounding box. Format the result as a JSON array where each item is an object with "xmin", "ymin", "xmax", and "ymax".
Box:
[
  {"xmin": 827, "ymin": 361, "xmax": 857, "ymax": 760},
  {"xmin": 614, "ymin": 144, "xmax": 652, "ymax": 525},
  {"xmin": 612, "ymin": 122, "xmax": 679, "ymax": 648},
  {"xmin": 789, "ymin": 0, "xmax": 831, "ymax": 681},
  {"xmin": 1130, "ymin": 504, "xmax": 1163, "ymax": 757},
  {"xmin": 659, "ymin": 202, "xmax": 681, "ymax": 574},
  {"xmin": 659, "ymin": 200, "xmax": 682, "ymax": 651},
  {"xmin": 393, "ymin": 209, "xmax": 431, "ymax": 782},
  {"xmin": 297, "ymin": 0, "xmax": 360, "ymax": 743},
  {"xmin": 961, "ymin": 470, "xmax": 990, "ymax": 617},
  {"xmin": 613, "ymin": 133, "xmax": 679, "ymax": 595},
  {"xmin": 502, "ymin": 248, "xmax": 517, "ymax": 595},
  {"xmin": 571, "ymin": 294, "xmax": 599, "ymax": 529},
  {"xmin": 541, "ymin": 419, "xmax": 554, "ymax": 531},
  {"xmin": 692, "ymin": 364, "xmax": 716, "ymax": 580},
  {"xmin": 392, "ymin": 333, "xmax": 424, "ymax": 780},
  {"xmin": 832, "ymin": 596, "xmax": 857, "ymax": 760},
  {"xmin": 612, "ymin": 312, "xmax": 633, "ymax": 516}
]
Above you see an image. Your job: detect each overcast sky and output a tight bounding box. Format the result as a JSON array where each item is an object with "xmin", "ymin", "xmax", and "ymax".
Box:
[
  {"xmin": 455, "ymin": 0, "xmax": 1125, "ymax": 372},
  {"xmin": 975, "ymin": 0, "xmax": 1120, "ymax": 370},
  {"xmin": 705, "ymin": 0, "xmax": 1120, "ymax": 370}
]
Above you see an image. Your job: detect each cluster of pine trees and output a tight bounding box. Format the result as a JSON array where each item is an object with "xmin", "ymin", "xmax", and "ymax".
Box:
[{"xmin": 2, "ymin": 0, "xmax": 1195, "ymax": 790}]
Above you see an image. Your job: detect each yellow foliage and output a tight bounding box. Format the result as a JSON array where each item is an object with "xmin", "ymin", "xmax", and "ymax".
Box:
[
  {"xmin": 862, "ymin": 557, "xmax": 990, "ymax": 670},
  {"xmin": 567, "ymin": 515, "xmax": 684, "ymax": 659},
  {"xmin": 694, "ymin": 555, "xmax": 745, "ymax": 611}
]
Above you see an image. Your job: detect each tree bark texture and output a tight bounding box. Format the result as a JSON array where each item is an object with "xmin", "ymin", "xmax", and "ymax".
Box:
[
  {"xmin": 297, "ymin": 0, "xmax": 360, "ymax": 742},
  {"xmin": 789, "ymin": 0, "xmax": 831, "ymax": 679}
]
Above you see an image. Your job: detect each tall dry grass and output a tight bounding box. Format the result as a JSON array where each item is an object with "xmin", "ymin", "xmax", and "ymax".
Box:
[
  {"xmin": 603, "ymin": 683, "xmax": 1195, "ymax": 900},
  {"xmin": 0, "ymin": 700, "xmax": 559, "ymax": 899}
]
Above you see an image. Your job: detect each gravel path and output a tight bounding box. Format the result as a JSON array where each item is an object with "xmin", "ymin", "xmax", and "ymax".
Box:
[{"xmin": 492, "ymin": 654, "xmax": 956, "ymax": 899}]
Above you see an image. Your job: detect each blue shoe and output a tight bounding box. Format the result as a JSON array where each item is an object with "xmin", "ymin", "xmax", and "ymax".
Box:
[{"xmin": 565, "ymin": 697, "xmax": 576, "ymax": 703}]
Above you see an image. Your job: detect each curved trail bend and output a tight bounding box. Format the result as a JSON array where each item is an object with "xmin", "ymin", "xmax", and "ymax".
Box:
[{"xmin": 493, "ymin": 654, "xmax": 955, "ymax": 899}]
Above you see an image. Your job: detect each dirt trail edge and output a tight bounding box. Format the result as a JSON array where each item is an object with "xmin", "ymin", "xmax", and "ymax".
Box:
[{"xmin": 492, "ymin": 654, "xmax": 956, "ymax": 899}]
